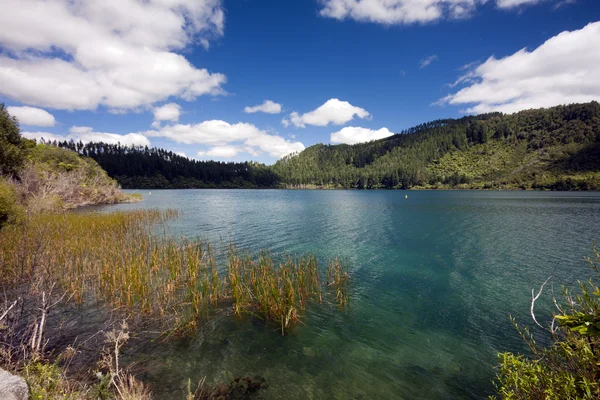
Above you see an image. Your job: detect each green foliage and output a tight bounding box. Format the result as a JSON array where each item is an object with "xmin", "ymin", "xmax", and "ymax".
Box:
[
  {"xmin": 0, "ymin": 179, "xmax": 24, "ymax": 228},
  {"xmin": 492, "ymin": 248, "xmax": 600, "ymax": 399},
  {"xmin": 273, "ymin": 102, "xmax": 600, "ymax": 190},
  {"xmin": 0, "ymin": 103, "xmax": 26, "ymax": 176},
  {"xmin": 24, "ymin": 361, "xmax": 90, "ymax": 400}
]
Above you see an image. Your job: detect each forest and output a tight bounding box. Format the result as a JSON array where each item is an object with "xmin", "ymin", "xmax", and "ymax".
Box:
[
  {"xmin": 54, "ymin": 142, "xmax": 278, "ymax": 189},
  {"xmin": 273, "ymin": 101, "xmax": 600, "ymax": 190},
  {"xmin": 50, "ymin": 101, "xmax": 600, "ymax": 190}
]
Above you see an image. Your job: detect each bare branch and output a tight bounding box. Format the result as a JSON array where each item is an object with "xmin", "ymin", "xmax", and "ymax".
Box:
[
  {"xmin": 0, "ymin": 299, "xmax": 18, "ymax": 322},
  {"xmin": 531, "ymin": 276, "xmax": 553, "ymax": 330}
]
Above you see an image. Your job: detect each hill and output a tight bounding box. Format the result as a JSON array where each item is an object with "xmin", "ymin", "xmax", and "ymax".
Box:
[
  {"xmin": 273, "ymin": 102, "xmax": 600, "ymax": 190},
  {"xmin": 0, "ymin": 104, "xmax": 134, "ymax": 227}
]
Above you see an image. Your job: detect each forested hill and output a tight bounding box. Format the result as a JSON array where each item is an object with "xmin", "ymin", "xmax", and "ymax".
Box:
[
  {"xmin": 51, "ymin": 102, "xmax": 600, "ymax": 190},
  {"xmin": 55, "ymin": 142, "xmax": 278, "ymax": 189},
  {"xmin": 273, "ymin": 102, "xmax": 600, "ymax": 190}
]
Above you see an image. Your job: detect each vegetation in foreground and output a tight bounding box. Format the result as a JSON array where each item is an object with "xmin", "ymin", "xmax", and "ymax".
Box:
[
  {"xmin": 0, "ymin": 209, "xmax": 349, "ymax": 399},
  {"xmin": 491, "ymin": 247, "xmax": 600, "ymax": 399}
]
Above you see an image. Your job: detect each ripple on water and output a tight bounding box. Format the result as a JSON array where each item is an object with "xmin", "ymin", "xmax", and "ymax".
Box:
[{"xmin": 96, "ymin": 190, "xmax": 600, "ymax": 399}]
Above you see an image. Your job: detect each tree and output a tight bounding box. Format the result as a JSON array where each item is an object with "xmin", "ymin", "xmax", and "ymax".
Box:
[{"xmin": 0, "ymin": 103, "xmax": 25, "ymax": 176}]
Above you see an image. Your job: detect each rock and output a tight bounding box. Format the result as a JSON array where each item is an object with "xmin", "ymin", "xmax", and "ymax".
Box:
[{"xmin": 0, "ymin": 368, "xmax": 28, "ymax": 400}]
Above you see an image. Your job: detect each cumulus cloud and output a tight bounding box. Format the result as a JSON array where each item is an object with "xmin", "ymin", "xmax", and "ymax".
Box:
[
  {"xmin": 439, "ymin": 22, "xmax": 600, "ymax": 114},
  {"xmin": 318, "ymin": 0, "xmax": 554, "ymax": 25},
  {"xmin": 144, "ymin": 120, "xmax": 305, "ymax": 158},
  {"xmin": 153, "ymin": 103, "xmax": 182, "ymax": 122},
  {"xmin": 197, "ymin": 146, "xmax": 241, "ymax": 158},
  {"xmin": 22, "ymin": 126, "xmax": 151, "ymax": 147},
  {"xmin": 283, "ymin": 98, "xmax": 370, "ymax": 128},
  {"xmin": 244, "ymin": 100, "xmax": 283, "ymax": 114},
  {"xmin": 420, "ymin": 55, "xmax": 438, "ymax": 68},
  {"xmin": 0, "ymin": 0, "xmax": 226, "ymax": 112},
  {"xmin": 6, "ymin": 106, "xmax": 56, "ymax": 127},
  {"xmin": 330, "ymin": 126, "xmax": 394, "ymax": 145}
]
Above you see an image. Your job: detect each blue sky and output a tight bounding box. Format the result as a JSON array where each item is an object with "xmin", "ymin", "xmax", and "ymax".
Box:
[{"xmin": 1, "ymin": 0, "xmax": 599, "ymax": 164}]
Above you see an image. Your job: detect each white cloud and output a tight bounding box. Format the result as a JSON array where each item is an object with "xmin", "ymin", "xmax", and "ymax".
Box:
[
  {"xmin": 6, "ymin": 106, "xmax": 56, "ymax": 127},
  {"xmin": 496, "ymin": 0, "xmax": 542, "ymax": 7},
  {"xmin": 153, "ymin": 103, "xmax": 182, "ymax": 122},
  {"xmin": 245, "ymin": 134, "xmax": 305, "ymax": 158},
  {"xmin": 318, "ymin": 0, "xmax": 482, "ymax": 24},
  {"xmin": 330, "ymin": 126, "xmax": 394, "ymax": 145},
  {"xmin": 244, "ymin": 100, "xmax": 283, "ymax": 114},
  {"xmin": 23, "ymin": 126, "xmax": 151, "ymax": 147},
  {"xmin": 283, "ymin": 98, "xmax": 370, "ymax": 128},
  {"xmin": 420, "ymin": 55, "xmax": 438, "ymax": 68},
  {"xmin": 197, "ymin": 146, "xmax": 240, "ymax": 158},
  {"xmin": 144, "ymin": 120, "xmax": 305, "ymax": 159},
  {"xmin": 439, "ymin": 22, "xmax": 600, "ymax": 114},
  {"xmin": 0, "ymin": 0, "xmax": 226, "ymax": 112},
  {"xmin": 148, "ymin": 121, "xmax": 264, "ymax": 144},
  {"xmin": 318, "ymin": 0, "xmax": 555, "ymax": 25}
]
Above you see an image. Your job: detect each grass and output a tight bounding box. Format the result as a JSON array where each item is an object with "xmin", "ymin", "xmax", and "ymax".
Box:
[
  {"xmin": 0, "ymin": 209, "xmax": 350, "ymax": 398},
  {"xmin": 327, "ymin": 258, "xmax": 350, "ymax": 308},
  {"xmin": 0, "ymin": 209, "xmax": 350, "ymax": 335},
  {"xmin": 228, "ymin": 251, "xmax": 323, "ymax": 333}
]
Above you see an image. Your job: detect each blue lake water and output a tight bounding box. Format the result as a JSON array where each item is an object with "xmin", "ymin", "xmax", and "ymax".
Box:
[{"xmin": 96, "ymin": 190, "xmax": 600, "ymax": 399}]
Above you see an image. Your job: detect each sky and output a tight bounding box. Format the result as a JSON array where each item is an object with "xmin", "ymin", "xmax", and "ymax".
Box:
[{"xmin": 1, "ymin": 0, "xmax": 599, "ymax": 164}]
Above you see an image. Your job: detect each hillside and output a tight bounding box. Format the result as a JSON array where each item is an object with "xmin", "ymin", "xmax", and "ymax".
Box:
[
  {"xmin": 0, "ymin": 104, "xmax": 134, "ymax": 226},
  {"xmin": 273, "ymin": 102, "xmax": 600, "ymax": 190}
]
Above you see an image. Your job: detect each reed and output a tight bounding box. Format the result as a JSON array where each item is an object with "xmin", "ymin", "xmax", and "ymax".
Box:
[
  {"xmin": 327, "ymin": 258, "xmax": 350, "ymax": 307},
  {"xmin": 0, "ymin": 209, "xmax": 349, "ymax": 335},
  {"xmin": 228, "ymin": 251, "xmax": 323, "ymax": 333}
]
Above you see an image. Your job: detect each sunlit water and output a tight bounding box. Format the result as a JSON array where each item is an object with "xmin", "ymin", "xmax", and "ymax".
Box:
[{"xmin": 94, "ymin": 190, "xmax": 600, "ymax": 399}]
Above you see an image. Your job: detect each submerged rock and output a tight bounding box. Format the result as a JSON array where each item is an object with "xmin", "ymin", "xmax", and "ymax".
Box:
[{"xmin": 0, "ymin": 368, "xmax": 28, "ymax": 400}]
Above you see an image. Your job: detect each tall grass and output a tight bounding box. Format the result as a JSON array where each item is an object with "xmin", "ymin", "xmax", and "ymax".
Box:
[
  {"xmin": 327, "ymin": 258, "xmax": 350, "ymax": 307},
  {"xmin": 0, "ymin": 210, "xmax": 349, "ymax": 334},
  {"xmin": 228, "ymin": 251, "xmax": 323, "ymax": 333}
]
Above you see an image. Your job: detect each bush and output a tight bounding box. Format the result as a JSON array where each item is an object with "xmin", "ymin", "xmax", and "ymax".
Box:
[
  {"xmin": 492, "ymin": 247, "xmax": 600, "ymax": 399},
  {"xmin": 0, "ymin": 103, "xmax": 26, "ymax": 176},
  {"xmin": 0, "ymin": 179, "xmax": 24, "ymax": 228}
]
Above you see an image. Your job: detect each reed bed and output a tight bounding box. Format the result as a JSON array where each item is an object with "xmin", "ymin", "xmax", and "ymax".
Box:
[
  {"xmin": 0, "ymin": 209, "xmax": 349, "ymax": 334},
  {"xmin": 228, "ymin": 251, "xmax": 323, "ymax": 333},
  {"xmin": 327, "ymin": 258, "xmax": 350, "ymax": 307}
]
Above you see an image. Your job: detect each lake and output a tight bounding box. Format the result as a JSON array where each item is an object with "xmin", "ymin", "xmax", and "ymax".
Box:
[{"xmin": 96, "ymin": 189, "xmax": 600, "ymax": 399}]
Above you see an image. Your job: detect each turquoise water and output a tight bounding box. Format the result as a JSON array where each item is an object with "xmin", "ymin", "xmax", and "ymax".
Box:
[{"xmin": 97, "ymin": 190, "xmax": 600, "ymax": 399}]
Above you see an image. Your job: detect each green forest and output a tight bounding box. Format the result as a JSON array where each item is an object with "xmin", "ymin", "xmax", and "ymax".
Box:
[{"xmin": 51, "ymin": 101, "xmax": 600, "ymax": 190}]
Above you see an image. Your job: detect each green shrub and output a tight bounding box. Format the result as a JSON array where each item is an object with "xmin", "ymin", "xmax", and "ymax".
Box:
[
  {"xmin": 492, "ymin": 248, "xmax": 600, "ymax": 399},
  {"xmin": 0, "ymin": 103, "xmax": 26, "ymax": 176},
  {"xmin": 0, "ymin": 179, "xmax": 24, "ymax": 228}
]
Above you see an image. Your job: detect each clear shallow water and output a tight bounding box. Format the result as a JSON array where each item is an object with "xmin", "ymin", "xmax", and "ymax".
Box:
[{"xmin": 96, "ymin": 190, "xmax": 600, "ymax": 399}]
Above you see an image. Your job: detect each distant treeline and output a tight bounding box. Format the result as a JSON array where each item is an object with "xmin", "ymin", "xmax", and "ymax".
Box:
[
  {"xmin": 55, "ymin": 142, "xmax": 278, "ymax": 189},
  {"xmin": 51, "ymin": 101, "xmax": 600, "ymax": 190}
]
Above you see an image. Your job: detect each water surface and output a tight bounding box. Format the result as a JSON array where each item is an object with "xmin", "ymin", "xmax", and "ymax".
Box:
[{"xmin": 97, "ymin": 190, "xmax": 600, "ymax": 399}]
